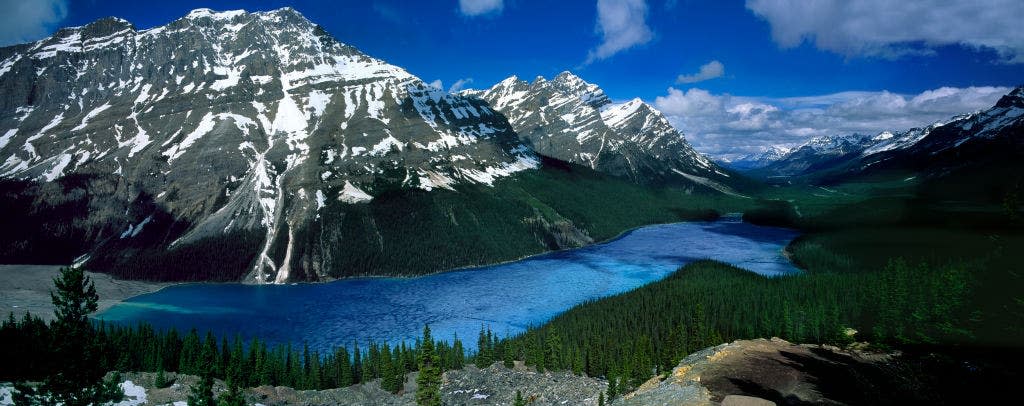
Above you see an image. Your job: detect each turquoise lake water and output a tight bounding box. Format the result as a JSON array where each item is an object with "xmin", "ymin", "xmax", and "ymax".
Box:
[{"xmin": 97, "ymin": 218, "xmax": 800, "ymax": 352}]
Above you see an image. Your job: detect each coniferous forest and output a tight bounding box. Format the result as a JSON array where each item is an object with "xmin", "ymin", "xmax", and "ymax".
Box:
[
  {"xmin": 1, "ymin": 309, "xmax": 462, "ymax": 395},
  {"xmin": 0, "ymin": 250, "xmax": 991, "ymax": 400}
]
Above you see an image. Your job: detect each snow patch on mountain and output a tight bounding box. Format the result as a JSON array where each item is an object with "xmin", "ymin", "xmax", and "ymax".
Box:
[
  {"xmin": 339, "ymin": 181, "xmax": 373, "ymax": 203},
  {"xmin": 72, "ymin": 103, "xmax": 112, "ymax": 132}
]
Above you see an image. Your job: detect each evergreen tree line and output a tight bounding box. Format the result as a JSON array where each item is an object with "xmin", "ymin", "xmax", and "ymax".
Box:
[
  {"xmin": 1, "ymin": 258, "xmax": 974, "ymax": 402},
  {"xmin": 493, "ymin": 259, "xmax": 974, "ymax": 399},
  {"xmin": 0, "ymin": 315, "xmax": 466, "ymax": 396}
]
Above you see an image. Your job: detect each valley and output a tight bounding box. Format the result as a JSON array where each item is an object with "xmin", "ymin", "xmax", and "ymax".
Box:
[{"xmin": 0, "ymin": 3, "xmax": 1022, "ymax": 406}]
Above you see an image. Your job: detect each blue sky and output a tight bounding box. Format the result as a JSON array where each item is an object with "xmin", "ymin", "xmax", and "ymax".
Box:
[{"xmin": 3, "ymin": 0, "xmax": 1023, "ymax": 157}]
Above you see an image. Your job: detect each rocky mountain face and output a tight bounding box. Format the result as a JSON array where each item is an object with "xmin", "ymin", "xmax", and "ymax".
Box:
[
  {"xmin": 466, "ymin": 72, "xmax": 737, "ymax": 191},
  {"xmin": 0, "ymin": 8, "xmax": 541, "ymax": 282}
]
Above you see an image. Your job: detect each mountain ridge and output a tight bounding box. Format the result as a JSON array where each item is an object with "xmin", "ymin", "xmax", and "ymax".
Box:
[
  {"xmin": 466, "ymin": 72, "xmax": 736, "ymax": 190},
  {"xmin": 0, "ymin": 8, "xmax": 737, "ymax": 283}
]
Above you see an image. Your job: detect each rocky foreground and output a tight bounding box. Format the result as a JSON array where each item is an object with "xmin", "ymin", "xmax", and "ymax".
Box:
[{"xmin": 7, "ymin": 337, "xmax": 1013, "ymax": 405}]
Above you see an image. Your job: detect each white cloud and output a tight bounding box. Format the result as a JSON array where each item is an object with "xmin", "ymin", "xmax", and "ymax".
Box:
[
  {"xmin": 585, "ymin": 0, "xmax": 653, "ymax": 63},
  {"xmin": 676, "ymin": 60, "xmax": 725, "ymax": 84},
  {"xmin": 458, "ymin": 0, "xmax": 504, "ymax": 17},
  {"xmin": 654, "ymin": 88, "xmax": 723, "ymax": 117},
  {"xmin": 746, "ymin": 0, "xmax": 1024, "ymax": 63},
  {"xmin": 429, "ymin": 78, "xmax": 474, "ymax": 93},
  {"xmin": 448, "ymin": 78, "xmax": 474, "ymax": 93},
  {"xmin": 0, "ymin": 0, "xmax": 68, "ymax": 46},
  {"xmin": 654, "ymin": 85, "xmax": 1012, "ymax": 158}
]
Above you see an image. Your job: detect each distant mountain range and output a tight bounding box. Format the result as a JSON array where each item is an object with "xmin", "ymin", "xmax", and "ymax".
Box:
[
  {"xmin": 828, "ymin": 87, "xmax": 1024, "ymax": 200},
  {"xmin": 719, "ymin": 85, "xmax": 1023, "ymax": 207},
  {"xmin": 0, "ymin": 8, "xmax": 737, "ymax": 283},
  {"xmin": 722, "ymin": 108, "xmax": 1002, "ymax": 179},
  {"xmin": 720, "ymin": 145, "xmax": 790, "ymax": 171}
]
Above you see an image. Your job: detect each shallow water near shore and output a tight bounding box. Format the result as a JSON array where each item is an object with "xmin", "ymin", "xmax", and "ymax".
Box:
[{"xmin": 97, "ymin": 218, "xmax": 799, "ymax": 352}]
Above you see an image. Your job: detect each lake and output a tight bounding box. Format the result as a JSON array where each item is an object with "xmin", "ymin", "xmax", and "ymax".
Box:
[{"xmin": 96, "ymin": 217, "xmax": 800, "ymax": 352}]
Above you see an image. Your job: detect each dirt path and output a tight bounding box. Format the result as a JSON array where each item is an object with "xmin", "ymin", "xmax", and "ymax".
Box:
[{"xmin": 0, "ymin": 264, "xmax": 171, "ymax": 322}]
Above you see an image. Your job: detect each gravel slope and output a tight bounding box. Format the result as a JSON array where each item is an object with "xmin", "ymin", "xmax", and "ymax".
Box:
[{"xmin": 0, "ymin": 264, "xmax": 170, "ymax": 322}]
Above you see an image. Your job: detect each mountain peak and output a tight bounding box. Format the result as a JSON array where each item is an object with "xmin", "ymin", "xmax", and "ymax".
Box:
[
  {"xmin": 184, "ymin": 8, "xmax": 247, "ymax": 20},
  {"xmin": 543, "ymin": 72, "xmax": 608, "ymax": 109},
  {"xmin": 995, "ymin": 86, "xmax": 1024, "ymax": 109},
  {"xmin": 497, "ymin": 75, "xmax": 525, "ymax": 88},
  {"xmin": 261, "ymin": 6, "xmax": 311, "ymax": 21},
  {"xmin": 553, "ymin": 71, "xmax": 583, "ymax": 83},
  {"xmin": 179, "ymin": 7, "xmax": 313, "ymax": 27}
]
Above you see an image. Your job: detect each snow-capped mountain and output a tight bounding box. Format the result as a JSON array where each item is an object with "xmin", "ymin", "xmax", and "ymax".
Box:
[
  {"xmin": 760, "ymin": 84, "xmax": 1024, "ymax": 181},
  {"xmin": 721, "ymin": 145, "xmax": 791, "ymax": 170},
  {"xmin": 896, "ymin": 87, "xmax": 1022, "ymax": 155},
  {"xmin": 751, "ymin": 114, "xmax": 964, "ymax": 178},
  {"xmin": 755, "ymin": 134, "xmax": 877, "ymax": 177},
  {"xmin": 844, "ymin": 86, "xmax": 1024, "ymax": 181},
  {"xmin": 0, "ymin": 8, "xmax": 538, "ymax": 282},
  {"xmin": 466, "ymin": 72, "xmax": 734, "ymax": 189},
  {"xmin": 859, "ymin": 118, "xmax": 959, "ymax": 157}
]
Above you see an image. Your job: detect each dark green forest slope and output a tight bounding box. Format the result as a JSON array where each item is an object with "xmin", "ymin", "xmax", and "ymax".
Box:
[{"xmin": 495, "ymin": 171, "xmax": 1024, "ymax": 397}]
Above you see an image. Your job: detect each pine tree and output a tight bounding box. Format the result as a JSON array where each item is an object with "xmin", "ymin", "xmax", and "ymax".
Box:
[
  {"xmin": 155, "ymin": 368, "xmax": 170, "ymax": 388},
  {"xmin": 203, "ymin": 332, "xmax": 219, "ymax": 377},
  {"xmin": 335, "ymin": 346, "xmax": 353, "ymax": 387},
  {"xmin": 189, "ymin": 331, "xmax": 218, "ymax": 406},
  {"xmin": 180, "ymin": 329, "xmax": 202, "ymax": 375},
  {"xmin": 220, "ymin": 337, "xmax": 231, "ymax": 378},
  {"xmin": 475, "ymin": 325, "xmax": 492, "ymax": 368},
  {"xmin": 217, "ymin": 336, "xmax": 246, "ymax": 406},
  {"xmin": 188, "ymin": 370, "xmax": 215, "ymax": 406},
  {"xmin": 598, "ymin": 392, "xmax": 605, "ymax": 406},
  {"xmin": 310, "ymin": 350, "xmax": 323, "ymax": 390},
  {"xmin": 572, "ymin": 348, "xmax": 583, "ymax": 375},
  {"xmin": 368, "ymin": 342, "xmax": 380, "ymax": 380},
  {"xmin": 544, "ymin": 329, "xmax": 562, "ymax": 371},
  {"xmin": 415, "ymin": 325, "xmax": 442, "ymax": 406},
  {"xmin": 230, "ymin": 336, "xmax": 247, "ymax": 388},
  {"xmin": 352, "ymin": 344, "xmax": 362, "ymax": 384},
  {"xmin": 18, "ymin": 267, "xmax": 123, "ymax": 406},
  {"xmin": 451, "ymin": 335, "xmax": 465, "ymax": 369},
  {"xmin": 302, "ymin": 343, "xmax": 313, "ymax": 387},
  {"xmin": 503, "ymin": 341, "xmax": 515, "ymax": 369},
  {"xmin": 381, "ymin": 343, "xmax": 398, "ymax": 394},
  {"xmin": 606, "ymin": 369, "xmax": 617, "ymax": 401},
  {"xmin": 217, "ymin": 376, "xmax": 244, "ymax": 406},
  {"xmin": 514, "ymin": 390, "xmax": 526, "ymax": 406}
]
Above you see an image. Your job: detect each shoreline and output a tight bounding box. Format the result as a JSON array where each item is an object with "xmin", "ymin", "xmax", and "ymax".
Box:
[
  {"xmin": 0, "ymin": 264, "xmax": 175, "ymax": 323},
  {"xmin": 265, "ymin": 214, "xmax": 749, "ymax": 285},
  {"xmin": 2, "ymin": 214, "xmax": 797, "ymax": 321}
]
